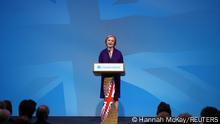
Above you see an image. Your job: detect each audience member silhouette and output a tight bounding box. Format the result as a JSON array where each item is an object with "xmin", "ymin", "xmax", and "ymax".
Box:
[
  {"xmin": 155, "ymin": 102, "xmax": 172, "ymax": 123},
  {"xmin": 17, "ymin": 99, "xmax": 37, "ymax": 124},
  {"xmin": 3, "ymin": 100, "xmax": 12, "ymax": 115},
  {"xmin": 156, "ymin": 102, "xmax": 172, "ymax": 117},
  {"xmin": 200, "ymin": 106, "xmax": 218, "ymax": 117},
  {"xmin": 33, "ymin": 105, "xmax": 50, "ymax": 124},
  {"xmin": 3, "ymin": 100, "xmax": 14, "ymax": 123},
  {"xmin": 177, "ymin": 113, "xmax": 192, "ymax": 124},
  {"xmin": 0, "ymin": 108, "xmax": 10, "ymax": 124},
  {"xmin": 200, "ymin": 106, "xmax": 219, "ymax": 124}
]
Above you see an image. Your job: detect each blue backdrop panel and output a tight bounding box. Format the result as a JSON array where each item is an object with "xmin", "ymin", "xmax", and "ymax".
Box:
[{"xmin": 0, "ymin": 0, "xmax": 220, "ymax": 116}]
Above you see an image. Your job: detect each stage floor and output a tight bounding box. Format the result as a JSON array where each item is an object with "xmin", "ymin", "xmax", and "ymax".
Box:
[
  {"xmin": 31, "ymin": 116, "xmax": 138, "ymax": 124},
  {"xmin": 46, "ymin": 116, "xmax": 132, "ymax": 124}
]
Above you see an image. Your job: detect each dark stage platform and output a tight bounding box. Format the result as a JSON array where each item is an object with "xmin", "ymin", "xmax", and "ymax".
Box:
[
  {"xmin": 11, "ymin": 116, "xmax": 144, "ymax": 124},
  {"xmin": 45, "ymin": 116, "xmax": 133, "ymax": 124}
]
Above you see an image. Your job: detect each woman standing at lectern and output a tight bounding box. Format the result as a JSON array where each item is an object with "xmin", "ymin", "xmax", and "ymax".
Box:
[{"xmin": 98, "ymin": 34, "xmax": 124, "ymax": 112}]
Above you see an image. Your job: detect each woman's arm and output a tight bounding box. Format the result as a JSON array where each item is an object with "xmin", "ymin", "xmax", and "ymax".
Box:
[
  {"xmin": 120, "ymin": 52, "xmax": 124, "ymax": 63},
  {"xmin": 99, "ymin": 52, "xmax": 103, "ymax": 63}
]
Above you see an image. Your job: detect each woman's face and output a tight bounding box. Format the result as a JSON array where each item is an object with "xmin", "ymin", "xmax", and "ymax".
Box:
[{"xmin": 106, "ymin": 37, "xmax": 115, "ymax": 48}]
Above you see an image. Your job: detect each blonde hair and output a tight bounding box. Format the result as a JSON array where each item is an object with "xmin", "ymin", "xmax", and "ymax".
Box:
[{"xmin": 105, "ymin": 34, "xmax": 117, "ymax": 46}]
